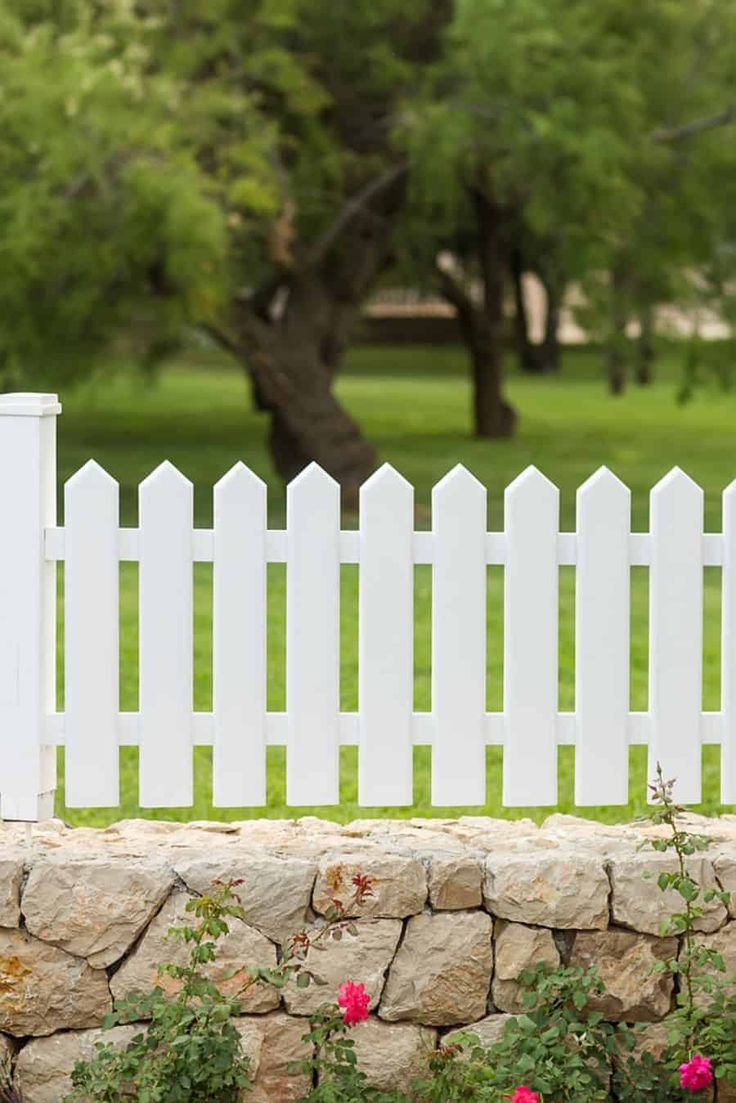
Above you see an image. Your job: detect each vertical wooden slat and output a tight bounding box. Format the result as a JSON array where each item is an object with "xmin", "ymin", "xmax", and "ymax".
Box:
[
  {"xmin": 139, "ymin": 462, "xmax": 193, "ymax": 807},
  {"xmin": 575, "ymin": 467, "xmax": 630, "ymax": 804},
  {"xmin": 723, "ymin": 480, "xmax": 736, "ymax": 802},
  {"xmin": 286, "ymin": 463, "xmax": 340, "ymax": 805},
  {"xmin": 359, "ymin": 464, "xmax": 413, "ymax": 805},
  {"xmin": 503, "ymin": 466, "xmax": 559, "ymax": 806},
  {"xmin": 649, "ymin": 467, "xmax": 703, "ymax": 803},
  {"xmin": 64, "ymin": 461, "xmax": 119, "ymax": 806},
  {"xmin": 213, "ymin": 463, "xmax": 267, "ymax": 807},
  {"xmin": 431, "ymin": 465, "xmax": 486, "ymax": 805},
  {"xmin": 0, "ymin": 394, "xmax": 60, "ymax": 821}
]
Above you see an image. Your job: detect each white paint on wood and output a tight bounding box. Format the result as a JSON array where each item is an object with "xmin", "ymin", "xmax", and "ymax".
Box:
[
  {"xmin": 431, "ymin": 465, "xmax": 487, "ymax": 804},
  {"xmin": 649, "ymin": 468, "xmax": 703, "ymax": 803},
  {"xmin": 575, "ymin": 467, "xmax": 630, "ymax": 804},
  {"xmin": 0, "ymin": 395, "xmax": 59, "ymax": 820},
  {"xmin": 286, "ymin": 464, "xmax": 340, "ymax": 805},
  {"xmin": 503, "ymin": 466, "xmax": 559, "ymax": 805},
  {"xmin": 722, "ymin": 480, "xmax": 736, "ymax": 801},
  {"xmin": 359, "ymin": 464, "xmax": 414, "ymax": 805},
  {"xmin": 213, "ymin": 464, "xmax": 267, "ymax": 806},
  {"xmin": 139, "ymin": 462, "xmax": 193, "ymax": 807},
  {"xmin": 64, "ymin": 462, "xmax": 119, "ymax": 806}
]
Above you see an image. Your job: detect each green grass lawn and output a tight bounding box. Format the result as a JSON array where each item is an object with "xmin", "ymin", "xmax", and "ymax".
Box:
[{"xmin": 50, "ymin": 340, "xmax": 736, "ymax": 826}]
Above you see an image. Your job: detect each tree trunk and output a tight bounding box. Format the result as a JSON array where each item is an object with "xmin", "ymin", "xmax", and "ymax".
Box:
[
  {"xmin": 471, "ymin": 189, "xmax": 517, "ymax": 436},
  {"xmin": 510, "ymin": 247, "xmax": 561, "ymax": 374},
  {"xmin": 222, "ymin": 164, "xmax": 406, "ymax": 493},
  {"xmin": 468, "ymin": 316, "xmax": 516, "ymax": 436},
  {"xmin": 232, "ymin": 277, "xmax": 377, "ymax": 496},
  {"xmin": 636, "ymin": 305, "xmax": 655, "ymax": 385},
  {"xmin": 540, "ymin": 275, "xmax": 562, "ymax": 373},
  {"xmin": 606, "ymin": 267, "xmax": 629, "ymax": 396},
  {"xmin": 510, "ymin": 246, "xmax": 539, "ymax": 373}
]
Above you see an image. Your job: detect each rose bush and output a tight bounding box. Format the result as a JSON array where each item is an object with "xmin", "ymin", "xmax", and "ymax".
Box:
[{"xmin": 64, "ymin": 770, "xmax": 736, "ymax": 1103}]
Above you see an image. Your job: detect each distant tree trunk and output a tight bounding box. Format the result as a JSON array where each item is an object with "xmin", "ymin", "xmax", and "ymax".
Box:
[
  {"xmin": 510, "ymin": 247, "xmax": 562, "ymax": 374},
  {"xmin": 636, "ymin": 305, "xmax": 655, "ymax": 385},
  {"xmin": 211, "ymin": 165, "xmax": 407, "ymax": 495},
  {"xmin": 436, "ymin": 192, "xmax": 517, "ymax": 438},
  {"xmin": 540, "ymin": 274, "xmax": 562, "ymax": 373},
  {"xmin": 606, "ymin": 266, "xmax": 629, "ymax": 395},
  {"xmin": 472, "ymin": 189, "xmax": 516, "ymax": 436},
  {"xmin": 511, "ymin": 246, "xmax": 539, "ymax": 374}
]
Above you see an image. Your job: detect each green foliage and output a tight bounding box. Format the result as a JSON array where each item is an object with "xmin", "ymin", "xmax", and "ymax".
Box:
[
  {"xmin": 65, "ymin": 881, "xmax": 253, "ymax": 1103},
  {"xmin": 0, "ymin": 0, "xmax": 442, "ymax": 389}
]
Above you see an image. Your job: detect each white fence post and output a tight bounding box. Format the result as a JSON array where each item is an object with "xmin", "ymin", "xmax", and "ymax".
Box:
[{"xmin": 0, "ymin": 393, "xmax": 60, "ymax": 820}]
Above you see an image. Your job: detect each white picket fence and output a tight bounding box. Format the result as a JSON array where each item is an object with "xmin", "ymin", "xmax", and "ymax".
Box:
[{"xmin": 0, "ymin": 391, "xmax": 735, "ymax": 820}]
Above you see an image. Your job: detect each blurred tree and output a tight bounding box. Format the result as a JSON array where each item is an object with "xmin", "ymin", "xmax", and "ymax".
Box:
[
  {"xmin": 403, "ymin": 0, "xmax": 736, "ymax": 431},
  {"xmin": 0, "ymin": 0, "xmax": 448, "ymax": 490}
]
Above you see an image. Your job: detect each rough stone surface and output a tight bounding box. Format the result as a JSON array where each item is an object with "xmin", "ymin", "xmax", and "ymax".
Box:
[
  {"xmin": 380, "ymin": 911, "xmax": 493, "ymax": 1026},
  {"xmin": 609, "ymin": 853, "xmax": 728, "ymax": 936},
  {"xmin": 312, "ymin": 853, "xmax": 427, "ymax": 918},
  {"xmin": 14, "ymin": 1025, "xmax": 138, "ymax": 1103},
  {"xmin": 483, "ymin": 850, "xmax": 610, "ymax": 930},
  {"xmin": 569, "ymin": 929, "xmax": 677, "ymax": 1021},
  {"xmin": 4, "ymin": 812, "xmax": 736, "ymax": 1088},
  {"xmin": 174, "ymin": 854, "xmax": 316, "ymax": 945},
  {"xmin": 444, "ymin": 1013, "xmax": 513, "ymax": 1051},
  {"xmin": 0, "ymin": 858, "xmax": 24, "ymax": 928},
  {"xmin": 713, "ymin": 853, "xmax": 736, "ymax": 919},
  {"xmin": 428, "ymin": 856, "xmax": 483, "ymax": 910},
  {"xmin": 0, "ymin": 1033, "xmax": 12, "ymax": 1066},
  {"xmin": 239, "ymin": 1012, "xmax": 311, "ymax": 1103},
  {"xmin": 492, "ymin": 921, "xmax": 560, "ymax": 1014},
  {"xmin": 694, "ymin": 921, "xmax": 736, "ymax": 1002},
  {"xmin": 284, "ymin": 918, "xmax": 402, "ymax": 1016},
  {"xmin": 111, "ymin": 892, "xmax": 279, "ymax": 1013},
  {"xmin": 22, "ymin": 857, "xmax": 175, "ymax": 967},
  {"xmin": 351, "ymin": 1018, "xmax": 437, "ymax": 1091},
  {"xmin": 0, "ymin": 928, "xmax": 111, "ymax": 1037}
]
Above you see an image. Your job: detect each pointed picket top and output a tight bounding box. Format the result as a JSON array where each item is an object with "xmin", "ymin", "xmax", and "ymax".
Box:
[
  {"xmin": 505, "ymin": 465, "xmax": 559, "ymax": 520},
  {"xmin": 724, "ymin": 477, "xmax": 736, "ymax": 507},
  {"xmin": 140, "ymin": 459, "xmax": 193, "ymax": 498},
  {"xmin": 577, "ymin": 466, "xmax": 630, "ymax": 512},
  {"xmin": 651, "ymin": 466, "xmax": 703, "ymax": 504},
  {"xmin": 287, "ymin": 461, "xmax": 339, "ymax": 496},
  {"xmin": 432, "ymin": 463, "xmax": 486, "ymax": 510},
  {"xmin": 65, "ymin": 458, "xmax": 118, "ymax": 497},
  {"xmin": 361, "ymin": 462, "xmax": 413, "ymax": 508},
  {"xmin": 505, "ymin": 464, "xmax": 557, "ymax": 497},
  {"xmin": 214, "ymin": 461, "xmax": 266, "ymax": 507}
]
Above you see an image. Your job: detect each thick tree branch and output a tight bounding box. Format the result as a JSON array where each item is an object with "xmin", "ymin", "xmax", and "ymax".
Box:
[
  {"xmin": 652, "ymin": 107, "xmax": 736, "ymax": 143},
  {"xmin": 309, "ymin": 161, "xmax": 408, "ymax": 265}
]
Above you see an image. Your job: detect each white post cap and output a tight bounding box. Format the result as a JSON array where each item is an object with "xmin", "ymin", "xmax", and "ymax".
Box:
[{"xmin": 0, "ymin": 394, "xmax": 62, "ymax": 417}]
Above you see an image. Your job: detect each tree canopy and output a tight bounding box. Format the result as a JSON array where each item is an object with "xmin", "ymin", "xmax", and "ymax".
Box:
[{"xmin": 1, "ymin": 0, "xmax": 736, "ymax": 476}]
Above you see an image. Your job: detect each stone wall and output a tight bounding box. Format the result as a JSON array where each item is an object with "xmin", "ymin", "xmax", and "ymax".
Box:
[{"xmin": 2, "ymin": 812, "xmax": 736, "ymax": 1101}]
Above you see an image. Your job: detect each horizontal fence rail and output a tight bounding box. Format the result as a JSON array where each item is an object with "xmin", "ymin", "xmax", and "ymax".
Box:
[{"xmin": 1, "ymin": 392, "xmax": 736, "ymax": 819}]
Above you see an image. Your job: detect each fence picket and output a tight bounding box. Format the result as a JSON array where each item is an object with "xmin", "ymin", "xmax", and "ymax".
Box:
[
  {"xmin": 64, "ymin": 461, "xmax": 119, "ymax": 806},
  {"xmin": 723, "ymin": 481, "xmax": 736, "ymax": 802},
  {"xmin": 286, "ymin": 464, "xmax": 340, "ymax": 805},
  {"xmin": 649, "ymin": 468, "xmax": 703, "ymax": 803},
  {"xmin": 431, "ymin": 465, "xmax": 487, "ymax": 805},
  {"xmin": 5, "ymin": 385, "xmax": 735, "ymax": 822},
  {"xmin": 575, "ymin": 467, "xmax": 630, "ymax": 804},
  {"xmin": 139, "ymin": 462, "xmax": 193, "ymax": 807},
  {"xmin": 503, "ymin": 466, "xmax": 559, "ymax": 805},
  {"xmin": 359, "ymin": 464, "xmax": 413, "ymax": 805},
  {"xmin": 213, "ymin": 463, "xmax": 267, "ymax": 806}
]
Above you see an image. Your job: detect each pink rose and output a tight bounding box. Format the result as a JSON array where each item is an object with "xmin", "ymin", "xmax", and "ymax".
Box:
[
  {"xmin": 508, "ymin": 1087, "xmax": 540, "ymax": 1103},
  {"xmin": 337, "ymin": 980, "xmax": 370, "ymax": 1026},
  {"xmin": 679, "ymin": 1055, "xmax": 713, "ymax": 1092}
]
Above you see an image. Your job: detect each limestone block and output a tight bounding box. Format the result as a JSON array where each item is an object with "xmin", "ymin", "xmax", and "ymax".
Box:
[{"xmin": 380, "ymin": 911, "xmax": 493, "ymax": 1026}]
